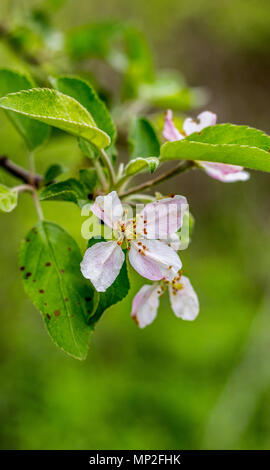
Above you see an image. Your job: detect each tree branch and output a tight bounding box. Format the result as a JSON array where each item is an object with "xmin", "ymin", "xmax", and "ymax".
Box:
[
  {"xmin": 120, "ymin": 161, "xmax": 195, "ymax": 198},
  {"xmin": 0, "ymin": 156, "xmax": 43, "ymax": 188}
]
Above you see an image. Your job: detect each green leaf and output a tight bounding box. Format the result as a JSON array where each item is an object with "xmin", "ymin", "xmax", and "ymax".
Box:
[
  {"xmin": 0, "ymin": 68, "xmax": 50, "ymax": 150},
  {"xmin": 122, "ymin": 27, "xmax": 154, "ymax": 99},
  {"xmin": 67, "ymin": 23, "xmax": 154, "ymax": 100},
  {"xmin": 125, "ymin": 157, "xmax": 159, "ymax": 176},
  {"xmin": 161, "ymin": 124, "xmax": 270, "ymax": 173},
  {"xmin": 26, "ymin": 9, "xmax": 64, "ymax": 53},
  {"xmin": 39, "ymin": 178, "xmax": 86, "ymax": 205},
  {"xmin": 124, "ymin": 27, "xmax": 154, "ymax": 78},
  {"xmin": 87, "ymin": 237, "xmax": 130, "ymax": 324},
  {"xmin": 19, "ymin": 221, "xmax": 95, "ymax": 359},
  {"xmin": 44, "ymin": 164, "xmax": 65, "ymax": 185},
  {"xmin": 79, "ymin": 169, "xmax": 97, "ymax": 194},
  {"xmin": 138, "ymin": 71, "xmax": 206, "ymax": 110},
  {"xmin": 66, "ymin": 21, "xmax": 124, "ymax": 61},
  {"xmin": 129, "ymin": 117, "xmax": 160, "ymax": 160},
  {"xmin": 78, "ymin": 137, "xmax": 97, "ymax": 160},
  {"xmin": 52, "ymin": 76, "xmax": 116, "ymax": 145},
  {"xmin": 0, "ymin": 184, "xmax": 18, "ymax": 212},
  {"xmin": 0, "ymin": 88, "xmax": 110, "ymax": 149},
  {"xmin": 186, "ymin": 124, "xmax": 270, "ymax": 148},
  {"xmin": 67, "ymin": 22, "xmax": 155, "ymax": 100},
  {"xmin": 188, "ymin": 211, "xmax": 195, "ymax": 235},
  {"xmin": 179, "ymin": 211, "xmax": 195, "ymax": 249}
]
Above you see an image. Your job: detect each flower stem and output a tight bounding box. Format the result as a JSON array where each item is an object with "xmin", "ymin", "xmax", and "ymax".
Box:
[
  {"xmin": 124, "ymin": 194, "xmax": 156, "ymax": 204},
  {"xmin": 114, "ymin": 174, "xmax": 130, "ymax": 191},
  {"xmin": 99, "ymin": 148, "xmax": 116, "ymax": 188},
  {"xmin": 27, "ymin": 150, "xmax": 44, "ymax": 220},
  {"xmin": 94, "ymin": 159, "xmax": 109, "ymax": 191},
  {"xmin": 28, "ymin": 150, "xmax": 35, "ymax": 186},
  {"xmin": 13, "ymin": 184, "xmax": 44, "ymax": 220},
  {"xmin": 32, "ymin": 189, "xmax": 44, "ymax": 221},
  {"xmin": 13, "ymin": 184, "xmax": 34, "ymax": 193},
  {"xmin": 120, "ymin": 161, "xmax": 195, "ymax": 198}
]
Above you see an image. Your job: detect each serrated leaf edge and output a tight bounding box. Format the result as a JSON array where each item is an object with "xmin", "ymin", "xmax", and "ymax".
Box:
[{"xmin": 0, "ymin": 88, "xmax": 111, "ymax": 147}]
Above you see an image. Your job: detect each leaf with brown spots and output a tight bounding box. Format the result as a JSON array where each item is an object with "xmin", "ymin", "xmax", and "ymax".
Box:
[{"xmin": 19, "ymin": 221, "xmax": 95, "ymax": 360}]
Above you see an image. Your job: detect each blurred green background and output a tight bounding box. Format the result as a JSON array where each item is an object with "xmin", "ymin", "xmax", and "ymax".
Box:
[{"xmin": 1, "ymin": 0, "xmax": 270, "ymax": 450}]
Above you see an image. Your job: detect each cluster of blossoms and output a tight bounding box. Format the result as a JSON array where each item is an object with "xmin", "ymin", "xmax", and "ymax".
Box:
[
  {"xmin": 80, "ymin": 191, "xmax": 196, "ymax": 327},
  {"xmin": 81, "ymin": 109, "xmax": 250, "ymax": 328}
]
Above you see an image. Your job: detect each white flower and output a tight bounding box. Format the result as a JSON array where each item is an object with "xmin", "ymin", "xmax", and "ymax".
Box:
[
  {"xmin": 131, "ymin": 283, "xmax": 161, "ymax": 328},
  {"xmin": 163, "ymin": 110, "xmax": 250, "ymax": 182},
  {"xmin": 81, "ymin": 191, "xmax": 187, "ymax": 292},
  {"xmin": 131, "ymin": 275, "xmax": 199, "ymax": 328}
]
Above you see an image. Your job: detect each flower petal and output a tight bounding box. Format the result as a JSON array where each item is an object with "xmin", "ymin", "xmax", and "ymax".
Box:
[
  {"xmin": 129, "ymin": 239, "xmax": 182, "ymax": 281},
  {"xmin": 183, "ymin": 111, "xmax": 217, "ymax": 135},
  {"xmin": 166, "ymin": 232, "xmax": 181, "ymax": 251},
  {"xmin": 163, "ymin": 110, "xmax": 185, "ymax": 142},
  {"xmin": 131, "ymin": 283, "xmax": 160, "ymax": 328},
  {"xmin": 80, "ymin": 241, "xmax": 125, "ymax": 292},
  {"xmin": 169, "ymin": 275, "xmax": 199, "ymax": 321},
  {"xmin": 138, "ymin": 195, "xmax": 188, "ymax": 240},
  {"xmin": 198, "ymin": 161, "xmax": 250, "ymax": 182},
  {"xmin": 91, "ymin": 190, "xmax": 123, "ymax": 228}
]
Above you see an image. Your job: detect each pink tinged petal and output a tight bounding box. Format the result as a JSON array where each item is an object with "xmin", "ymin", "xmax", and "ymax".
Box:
[
  {"xmin": 129, "ymin": 239, "xmax": 182, "ymax": 282},
  {"xmin": 129, "ymin": 242, "xmax": 162, "ymax": 281},
  {"xmin": 197, "ymin": 111, "xmax": 217, "ymax": 127},
  {"xmin": 139, "ymin": 195, "xmax": 188, "ymax": 239},
  {"xmin": 198, "ymin": 161, "xmax": 250, "ymax": 182},
  {"xmin": 169, "ymin": 275, "xmax": 199, "ymax": 321},
  {"xmin": 183, "ymin": 111, "xmax": 217, "ymax": 135},
  {"xmin": 80, "ymin": 241, "xmax": 125, "ymax": 292},
  {"xmin": 91, "ymin": 190, "xmax": 123, "ymax": 228},
  {"xmin": 163, "ymin": 110, "xmax": 185, "ymax": 142},
  {"xmin": 131, "ymin": 284, "xmax": 160, "ymax": 328}
]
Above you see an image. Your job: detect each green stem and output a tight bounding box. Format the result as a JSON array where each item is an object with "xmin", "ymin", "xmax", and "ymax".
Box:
[
  {"xmin": 124, "ymin": 193, "xmax": 156, "ymax": 204},
  {"xmin": 32, "ymin": 189, "xmax": 44, "ymax": 221},
  {"xmin": 13, "ymin": 183, "xmax": 44, "ymax": 220},
  {"xmin": 13, "ymin": 184, "xmax": 34, "ymax": 193},
  {"xmin": 120, "ymin": 161, "xmax": 195, "ymax": 198},
  {"xmin": 99, "ymin": 148, "xmax": 116, "ymax": 188},
  {"xmin": 28, "ymin": 151, "xmax": 35, "ymax": 186},
  {"xmin": 28, "ymin": 150, "xmax": 44, "ymax": 221},
  {"xmin": 114, "ymin": 174, "xmax": 130, "ymax": 191},
  {"xmin": 94, "ymin": 159, "xmax": 109, "ymax": 191}
]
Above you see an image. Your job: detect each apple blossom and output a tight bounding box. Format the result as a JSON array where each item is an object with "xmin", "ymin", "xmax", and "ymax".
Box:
[
  {"xmin": 80, "ymin": 191, "xmax": 187, "ymax": 292},
  {"xmin": 131, "ymin": 274, "xmax": 199, "ymax": 328},
  {"xmin": 163, "ymin": 110, "xmax": 250, "ymax": 182},
  {"xmin": 2, "ymin": 13, "xmax": 270, "ymax": 361}
]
